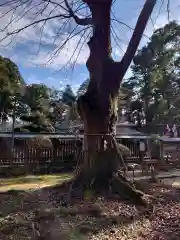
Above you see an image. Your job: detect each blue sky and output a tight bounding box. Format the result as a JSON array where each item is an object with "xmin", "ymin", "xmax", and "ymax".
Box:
[{"xmin": 0, "ymin": 0, "xmax": 179, "ymax": 93}]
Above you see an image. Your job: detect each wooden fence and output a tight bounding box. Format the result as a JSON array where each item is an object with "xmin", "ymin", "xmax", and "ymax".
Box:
[
  {"xmin": 0, "ymin": 134, "xmax": 151, "ymax": 173},
  {"xmin": 0, "ymin": 138, "xmax": 79, "ymax": 170}
]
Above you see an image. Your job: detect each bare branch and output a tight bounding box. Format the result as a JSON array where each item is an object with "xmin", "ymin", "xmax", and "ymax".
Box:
[
  {"xmin": 35, "ymin": 20, "xmax": 47, "ymax": 55},
  {"xmin": 0, "ymin": 0, "xmax": 22, "ymax": 7},
  {"xmin": 150, "ymin": 0, "xmax": 164, "ymax": 30},
  {"xmin": 167, "ymin": 0, "xmax": 170, "ymax": 22},
  {"xmin": 0, "ymin": 0, "xmax": 91, "ymax": 44},
  {"xmin": 47, "ymin": 24, "xmax": 79, "ymax": 63},
  {"xmin": 71, "ymin": 29, "xmax": 91, "ymax": 72},
  {"xmin": 64, "ymin": 0, "xmax": 92, "ymax": 26},
  {"xmin": 48, "ymin": 26, "xmax": 90, "ymax": 66},
  {"xmin": 111, "ymin": 18, "xmax": 150, "ymax": 40},
  {"xmin": 42, "ymin": 0, "xmax": 68, "ymax": 13},
  {"xmin": 118, "ymin": 0, "xmax": 157, "ymax": 78},
  {"xmin": 51, "ymin": 18, "xmax": 71, "ymax": 46},
  {"xmin": 52, "ymin": 27, "xmax": 91, "ymax": 75},
  {"xmin": 4, "ymin": 14, "xmax": 70, "ymax": 37},
  {"xmin": 111, "ymin": 18, "xmax": 134, "ymax": 31},
  {"xmin": 111, "ymin": 24, "xmax": 125, "ymax": 54},
  {"xmin": 39, "ymin": 0, "xmax": 50, "ymax": 16}
]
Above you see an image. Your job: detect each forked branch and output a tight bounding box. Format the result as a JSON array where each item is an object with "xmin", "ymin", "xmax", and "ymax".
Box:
[
  {"xmin": 5, "ymin": 14, "xmax": 70, "ymax": 36},
  {"xmin": 118, "ymin": 0, "xmax": 157, "ymax": 78},
  {"xmin": 64, "ymin": 0, "xmax": 93, "ymax": 26}
]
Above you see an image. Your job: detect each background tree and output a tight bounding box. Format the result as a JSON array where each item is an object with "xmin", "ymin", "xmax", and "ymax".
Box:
[
  {"xmin": 130, "ymin": 21, "xmax": 180, "ymax": 125},
  {"xmin": 117, "ymin": 81, "xmax": 135, "ymax": 121},
  {"xmin": 0, "ymin": 55, "xmax": 76, "ymax": 132},
  {"xmin": 48, "ymin": 88, "xmax": 65, "ymax": 129},
  {"xmin": 62, "ymin": 85, "xmax": 76, "ymax": 106},
  {"xmin": 77, "ymin": 79, "xmax": 90, "ymax": 97},
  {"xmin": 61, "ymin": 84, "xmax": 79, "ymax": 126},
  {"xmin": 0, "ymin": 56, "xmax": 25, "ymax": 122},
  {"xmin": 19, "ymin": 84, "xmax": 54, "ymax": 132}
]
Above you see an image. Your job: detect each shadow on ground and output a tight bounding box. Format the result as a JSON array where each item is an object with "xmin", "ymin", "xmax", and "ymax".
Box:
[
  {"xmin": 0, "ymin": 173, "xmax": 143, "ymax": 240},
  {"xmin": 0, "ymin": 175, "xmax": 180, "ymax": 239},
  {"xmin": 0, "ymin": 186, "xmax": 139, "ymax": 240}
]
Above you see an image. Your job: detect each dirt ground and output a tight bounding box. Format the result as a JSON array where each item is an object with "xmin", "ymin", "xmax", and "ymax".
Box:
[{"xmin": 1, "ymin": 174, "xmax": 180, "ymax": 240}]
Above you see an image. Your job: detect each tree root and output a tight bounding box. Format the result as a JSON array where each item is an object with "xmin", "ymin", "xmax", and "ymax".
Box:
[
  {"xmin": 110, "ymin": 173, "xmax": 148, "ymax": 206},
  {"xmin": 58, "ymin": 144, "xmax": 151, "ymax": 208},
  {"xmin": 60, "ymin": 171, "xmax": 151, "ymax": 209}
]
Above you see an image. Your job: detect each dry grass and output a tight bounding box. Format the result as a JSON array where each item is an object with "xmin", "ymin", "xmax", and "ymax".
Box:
[
  {"xmin": 0, "ymin": 174, "xmax": 71, "ymax": 192},
  {"xmin": 0, "ymin": 174, "xmax": 180, "ymax": 239}
]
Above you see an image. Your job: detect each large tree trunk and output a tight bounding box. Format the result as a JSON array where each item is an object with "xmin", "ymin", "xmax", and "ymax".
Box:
[
  {"xmin": 76, "ymin": 0, "xmax": 118, "ymax": 189},
  {"xmin": 73, "ymin": 0, "xmax": 156, "ymax": 204}
]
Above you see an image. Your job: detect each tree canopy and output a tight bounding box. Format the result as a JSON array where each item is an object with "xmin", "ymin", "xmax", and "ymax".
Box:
[
  {"xmin": 129, "ymin": 21, "xmax": 180, "ymax": 125},
  {"xmin": 0, "ymin": 56, "xmax": 83, "ymax": 132},
  {"xmin": 0, "ymin": 56, "xmax": 25, "ymax": 121}
]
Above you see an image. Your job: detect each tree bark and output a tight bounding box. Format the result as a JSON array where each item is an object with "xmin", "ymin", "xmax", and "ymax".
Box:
[
  {"xmin": 74, "ymin": 0, "xmax": 156, "ymax": 204},
  {"xmin": 76, "ymin": 0, "xmax": 117, "ymax": 191}
]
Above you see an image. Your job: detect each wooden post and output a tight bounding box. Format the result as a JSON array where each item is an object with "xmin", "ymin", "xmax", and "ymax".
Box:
[
  {"xmin": 11, "ymin": 98, "xmax": 17, "ymax": 164},
  {"xmin": 139, "ymin": 141, "xmax": 145, "ymax": 172}
]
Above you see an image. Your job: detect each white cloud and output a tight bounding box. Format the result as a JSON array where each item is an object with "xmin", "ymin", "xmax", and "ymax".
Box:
[
  {"xmin": 0, "ymin": 0, "xmax": 180, "ymax": 83},
  {"xmin": 111, "ymin": 0, "xmax": 180, "ymax": 81},
  {"xmin": 112, "ymin": 0, "xmax": 180, "ymax": 60},
  {"xmin": 141, "ymin": 0, "xmax": 180, "ymax": 45},
  {"xmin": 0, "ymin": 1, "xmax": 90, "ymax": 69},
  {"xmin": 26, "ymin": 74, "xmax": 84, "ymax": 91},
  {"xmin": 2, "ymin": 31, "xmax": 90, "ymax": 69},
  {"xmin": 27, "ymin": 74, "xmax": 64, "ymax": 88},
  {"xmin": 29, "ymin": 33, "xmax": 90, "ymax": 68}
]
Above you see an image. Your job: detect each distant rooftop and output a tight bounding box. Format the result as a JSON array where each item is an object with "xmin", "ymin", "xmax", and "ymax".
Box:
[
  {"xmin": 56, "ymin": 120, "xmax": 149, "ymax": 138},
  {"xmin": 0, "ymin": 117, "xmax": 30, "ymax": 132}
]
